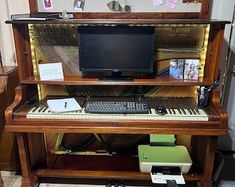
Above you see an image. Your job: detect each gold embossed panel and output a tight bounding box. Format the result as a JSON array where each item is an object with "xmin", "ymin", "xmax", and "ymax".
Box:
[
  {"xmin": 155, "ymin": 24, "xmax": 210, "ymax": 77},
  {"xmin": 155, "ymin": 24, "xmax": 207, "ymax": 49},
  {"xmin": 29, "ymin": 24, "xmax": 80, "ymax": 76}
]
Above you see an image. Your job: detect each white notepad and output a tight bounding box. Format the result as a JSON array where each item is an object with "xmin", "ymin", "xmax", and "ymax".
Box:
[{"xmin": 47, "ymin": 98, "xmax": 81, "ymax": 113}]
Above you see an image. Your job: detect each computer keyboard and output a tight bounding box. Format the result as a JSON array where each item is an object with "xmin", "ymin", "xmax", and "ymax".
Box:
[{"xmin": 85, "ymin": 101, "xmax": 149, "ymax": 114}]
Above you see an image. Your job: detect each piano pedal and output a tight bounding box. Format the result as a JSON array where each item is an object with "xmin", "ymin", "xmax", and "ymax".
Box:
[
  {"xmin": 105, "ymin": 180, "xmax": 125, "ymax": 187},
  {"xmin": 105, "ymin": 180, "xmax": 116, "ymax": 187}
]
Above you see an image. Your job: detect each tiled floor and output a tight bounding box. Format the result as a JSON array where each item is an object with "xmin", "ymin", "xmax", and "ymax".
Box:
[
  {"xmin": 1, "ymin": 171, "xmax": 143, "ymax": 187},
  {"xmin": 1, "ymin": 171, "xmax": 107, "ymax": 187},
  {"xmin": 1, "ymin": 171, "xmax": 21, "ymax": 187}
]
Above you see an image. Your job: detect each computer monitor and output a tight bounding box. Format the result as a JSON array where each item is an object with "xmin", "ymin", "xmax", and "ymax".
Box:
[{"xmin": 78, "ymin": 26, "xmax": 155, "ymax": 80}]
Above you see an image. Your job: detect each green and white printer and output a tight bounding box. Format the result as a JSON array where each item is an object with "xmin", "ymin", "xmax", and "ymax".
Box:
[{"xmin": 138, "ymin": 145, "xmax": 192, "ymax": 174}]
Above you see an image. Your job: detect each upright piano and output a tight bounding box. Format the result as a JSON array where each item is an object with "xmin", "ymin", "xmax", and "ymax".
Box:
[{"xmin": 5, "ymin": 18, "xmax": 228, "ymax": 187}]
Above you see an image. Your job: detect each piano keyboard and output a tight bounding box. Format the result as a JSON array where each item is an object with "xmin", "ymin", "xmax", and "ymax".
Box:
[{"xmin": 27, "ymin": 106, "xmax": 209, "ymax": 121}]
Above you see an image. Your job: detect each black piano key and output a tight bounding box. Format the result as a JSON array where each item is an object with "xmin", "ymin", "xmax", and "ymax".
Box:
[
  {"xmin": 177, "ymin": 108, "xmax": 182, "ymax": 114},
  {"xmin": 187, "ymin": 108, "xmax": 192, "ymax": 115},
  {"xmin": 168, "ymin": 109, "xmax": 172, "ymax": 115},
  {"xmin": 38, "ymin": 107, "xmax": 44, "ymax": 113},
  {"xmin": 181, "ymin": 109, "xmax": 186, "ymax": 115},
  {"xmin": 191, "ymin": 109, "xmax": 197, "ymax": 115},
  {"xmin": 32, "ymin": 106, "xmax": 39, "ymax": 112},
  {"xmin": 195, "ymin": 109, "xmax": 200, "ymax": 115},
  {"xmin": 42, "ymin": 107, "xmax": 48, "ymax": 112}
]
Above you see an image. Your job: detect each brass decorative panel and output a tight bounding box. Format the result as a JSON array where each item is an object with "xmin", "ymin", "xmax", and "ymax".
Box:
[
  {"xmin": 155, "ymin": 24, "xmax": 210, "ymax": 77},
  {"xmin": 28, "ymin": 24, "xmax": 209, "ymax": 99},
  {"xmin": 29, "ymin": 24, "xmax": 80, "ymax": 77},
  {"xmin": 29, "ymin": 24, "xmax": 209, "ymax": 77}
]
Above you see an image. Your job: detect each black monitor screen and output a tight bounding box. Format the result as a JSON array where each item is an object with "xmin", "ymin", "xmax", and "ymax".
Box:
[{"xmin": 78, "ymin": 26, "xmax": 155, "ymax": 74}]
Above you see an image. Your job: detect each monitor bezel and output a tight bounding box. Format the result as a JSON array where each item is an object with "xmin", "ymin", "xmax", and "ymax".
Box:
[{"xmin": 78, "ymin": 25, "xmax": 155, "ymax": 75}]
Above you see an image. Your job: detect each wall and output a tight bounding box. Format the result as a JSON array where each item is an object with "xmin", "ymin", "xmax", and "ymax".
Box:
[
  {"xmin": 211, "ymin": 0, "xmax": 235, "ymax": 150},
  {"xmin": 37, "ymin": 0, "xmax": 201, "ymax": 13},
  {"xmin": 0, "ymin": 0, "xmax": 204, "ymax": 66},
  {"xmin": 0, "ymin": 0, "xmax": 30, "ymax": 66},
  {"xmin": 211, "ymin": 0, "xmax": 235, "ymax": 49}
]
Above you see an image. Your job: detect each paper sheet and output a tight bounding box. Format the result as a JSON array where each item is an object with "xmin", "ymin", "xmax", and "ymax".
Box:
[
  {"xmin": 151, "ymin": 172, "xmax": 185, "ymax": 184},
  {"xmin": 47, "ymin": 98, "xmax": 82, "ymax": 113},
  {"xmin": 39, "ymin": 63, "xmax": 64, "ymax": 80}
]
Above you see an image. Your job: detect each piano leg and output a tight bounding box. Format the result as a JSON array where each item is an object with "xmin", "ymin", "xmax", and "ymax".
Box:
[
  {"xmin": 16, "ymin": 133, "xmax": 39, "ymax": 187},
  {"xmin": 192, "ymin": 136, "xmax": 217, "ymax": 187},
  {"xmin": 201, "ymin": 136, "xmax": 217, "ymax": 187}
]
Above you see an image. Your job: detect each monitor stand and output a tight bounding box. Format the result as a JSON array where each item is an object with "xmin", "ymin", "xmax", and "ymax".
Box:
[{"xmin": 99, "ymin": 72, "xmax": 134, "ymax": 81}]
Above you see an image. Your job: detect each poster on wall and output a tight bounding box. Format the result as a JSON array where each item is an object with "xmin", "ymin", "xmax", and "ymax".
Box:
[
  {"xmin": 152, "ymin": 0, "xmax": 178, "ymax": 9},
  {"xmin": 73, "ymin": 0, "xmax": 85, "ymax": 11},
  {"xmin": 43, "ymin": 0, "xmax": 53, "ymax": 9},
  {"xmin": 182, "ymin": 0, "xmax": 204, "ymax": 3}
]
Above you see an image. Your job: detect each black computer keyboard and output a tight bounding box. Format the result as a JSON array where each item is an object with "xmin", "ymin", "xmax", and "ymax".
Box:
[{"xmin": 85, "ymin": 101, "xmax": 149, "ymax": 114}]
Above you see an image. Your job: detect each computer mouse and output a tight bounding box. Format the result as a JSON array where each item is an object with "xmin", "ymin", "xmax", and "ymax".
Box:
[{"xmin": 155, "ymin": 106, "xmax": 167, "ymax": 115}]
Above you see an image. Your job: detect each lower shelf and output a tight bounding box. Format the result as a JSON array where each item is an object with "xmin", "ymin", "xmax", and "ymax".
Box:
[
  {"xmin": 47, "ymin": 153, "xmax": 140, "ymax": 171},
  {"xmin": 35, "ymin": 153, "xmax": 201, "ymax": 182},
  {"xmin": 36, "ymin": 169, "xmax": 201, "ymax": 182}
]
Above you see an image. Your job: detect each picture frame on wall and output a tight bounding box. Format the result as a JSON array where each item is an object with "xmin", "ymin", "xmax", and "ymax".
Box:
[{"xmin": 43, "ymin": 0, "xmax": 53, "ymax": 9}]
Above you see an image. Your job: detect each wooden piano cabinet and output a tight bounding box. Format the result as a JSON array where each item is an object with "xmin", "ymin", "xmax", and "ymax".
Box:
[
  {"xmin": 0, "ymin": 66, "xmax": 19, "ymax": 172},
  {"xmin": 4, "ymin": 18, "xmax": 228, "ymax": 187},
  {"xmin": 13, "ymin": 131, "xmax": 220, "ymax": 187}
]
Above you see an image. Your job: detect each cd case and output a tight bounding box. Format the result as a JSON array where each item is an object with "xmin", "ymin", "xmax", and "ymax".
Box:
[
  {"xmin": 184, "ymin": 59, "xmax": 199, "ymax": 80},
  {"xmin": 169, "ymin": 59, "xmax": 184, "ymax": 80},
  {"xmin": 169, "ymin": 59, "xmax": 200, "ymax": 80}
]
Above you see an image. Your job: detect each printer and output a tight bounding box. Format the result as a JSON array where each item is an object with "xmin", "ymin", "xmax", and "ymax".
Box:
[
  {"xmin": 138, "ymin": 145, "xmax": 192, "ymax": 174},
  {"xmin": 138, "ymin": 141, "xmax": 192, "ymax": 186}
]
